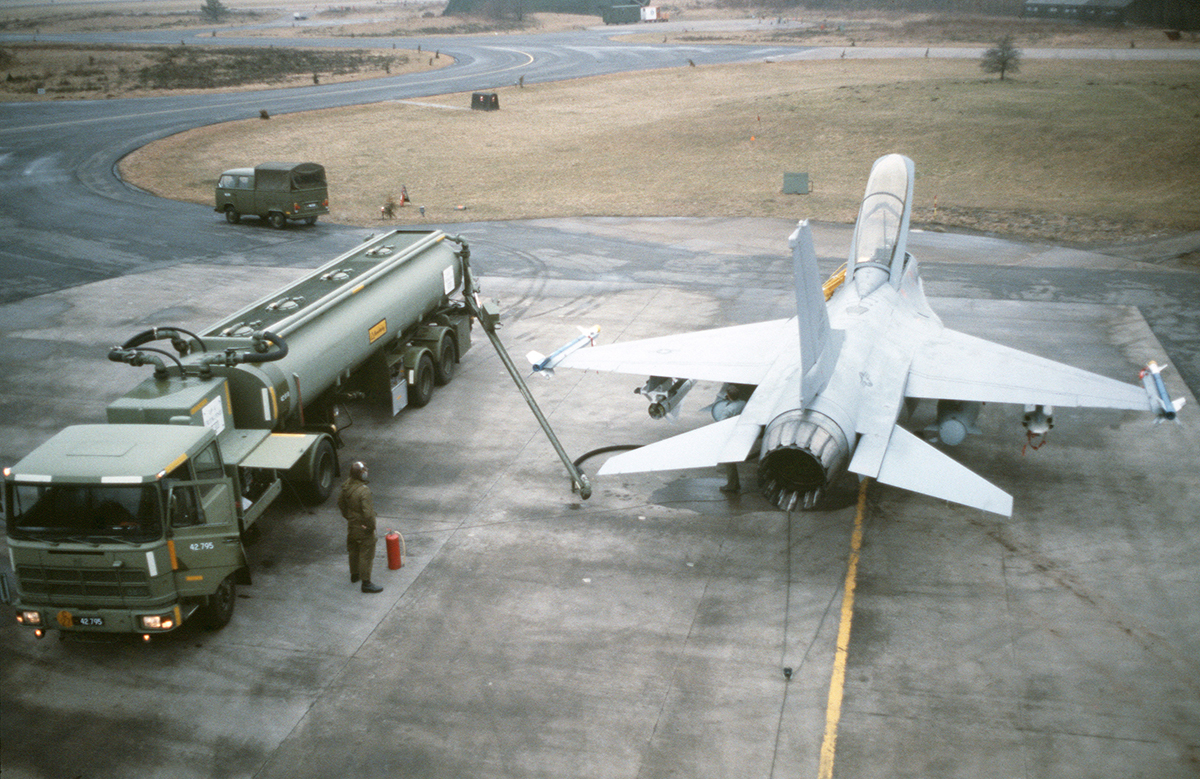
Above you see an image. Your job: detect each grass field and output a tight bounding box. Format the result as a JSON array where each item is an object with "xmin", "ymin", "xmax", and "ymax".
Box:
[
  {"xmin": 119, "ymin": 56, "xmax": 1200, "ymax": 243},
  {"xmin": 0, "ymin": 44, "xmax": 448, "ymax": 99}
]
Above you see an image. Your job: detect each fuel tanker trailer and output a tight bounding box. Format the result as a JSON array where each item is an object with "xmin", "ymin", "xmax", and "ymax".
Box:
[{"xmin": 3, "ymin": 229, "xmax": 473, "ymax": 640}]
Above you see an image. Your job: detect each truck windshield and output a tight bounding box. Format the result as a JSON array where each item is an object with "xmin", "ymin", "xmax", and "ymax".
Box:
[{"xmin": 6, "ymin": 482, "xmax": 162, "ymax": 544}]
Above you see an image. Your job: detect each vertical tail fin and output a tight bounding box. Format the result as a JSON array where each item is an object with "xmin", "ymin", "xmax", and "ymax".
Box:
[{"xmin": 790, "ymin": 220, "xmax": 838, "ymax": 406}]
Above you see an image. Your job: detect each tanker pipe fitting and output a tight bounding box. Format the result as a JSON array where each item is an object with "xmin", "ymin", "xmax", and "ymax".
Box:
[
  {"xmin": 199, "ymin": 331, "xmax": 289, "ymax": 367},
  {"xmin": 240, "ymin": 331, "xmax": 288, "ymax": 364},
  {"xmin": 447, "ymin": 234, "xmax": 470, "ymax": 264},
  {"xmin": 108, "ymin": 346, "xmax": 183, "ymax": 381},
  {"xmin": 119, "ymin": 326, "xmax": 207, "ymax": 356}
]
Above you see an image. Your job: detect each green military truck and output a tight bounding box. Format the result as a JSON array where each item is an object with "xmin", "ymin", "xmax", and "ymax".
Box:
[
  {"xmin": 215, "ymin": 161, "xmax": 329, "ymax": 228},
  {"xmin": 4, "ymin": 229, "xmax": 473, "ymax": 640}
]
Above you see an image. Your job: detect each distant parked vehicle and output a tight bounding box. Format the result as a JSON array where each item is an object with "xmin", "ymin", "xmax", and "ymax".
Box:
[{"xmin": 216, "ymin": 162, "xmax": 329, "ymax": 228}]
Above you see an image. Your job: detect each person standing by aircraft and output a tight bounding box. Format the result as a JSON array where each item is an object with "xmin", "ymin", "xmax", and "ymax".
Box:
[{"xmin": 339, "ymin": 461, "xmax": 384, "ymax": 593}]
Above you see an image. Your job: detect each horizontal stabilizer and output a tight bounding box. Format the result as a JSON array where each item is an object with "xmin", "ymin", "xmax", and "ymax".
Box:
[
  {"xmin": 858, "ymin": 424, "xmax": 1014, "ymax": 517},
  {"xmin": 596, "ymin": 416, "xmax": 757, "ymax": 476}
]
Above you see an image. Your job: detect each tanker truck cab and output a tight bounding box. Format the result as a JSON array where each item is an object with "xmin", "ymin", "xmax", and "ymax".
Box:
[
  {"xmin": 4, "ymin": 424, "xmax": 251, "ymax": 637},
  {"xmin": 6, "ymin": 378, "xmax": 336, "ymax": 638}
]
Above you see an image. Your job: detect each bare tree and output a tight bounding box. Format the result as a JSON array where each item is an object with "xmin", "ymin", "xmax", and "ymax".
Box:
[
  {"xmin": 200, "ymin": 0, "xmax": 229, "ymax": 22},
  {"xmin": 981, "ymin": 35, "xmax": 1021, "ymax": 81}
]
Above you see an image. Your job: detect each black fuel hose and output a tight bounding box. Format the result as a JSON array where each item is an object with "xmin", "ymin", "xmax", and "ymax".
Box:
[
  {"xmin": 572, "ymin": 444, "xmax": 642, "ymax": 471},
  {"xmin": 120, "ymin": 326, "xmax": 207, "ymax": 355},
  {"xmin": 236, "ymin": 331, "xmax": 288, "ymax": 364},
  {"xmin": 108, "ymin": 345, "xmax": 184, "ymax": 378}
]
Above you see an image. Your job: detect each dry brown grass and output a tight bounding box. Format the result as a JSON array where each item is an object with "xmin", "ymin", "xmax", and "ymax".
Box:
[
  {"xmin": 0, "ymin": 0, "xmax": 291, "ymax": 30},
  {"xmin": 231, "ymin": 10, "xmax": 595, "ymax": 39},
  {"xmin": 628, "ymin": 12, "xmax": 1200, "ymax": 49},
  {"xmin": 120, "ymin": 57, "xmax": 1200, "ymax": 242},
  {"xmin": 0, "ymin": 43, "xmax": 449, "ymax": 100}
]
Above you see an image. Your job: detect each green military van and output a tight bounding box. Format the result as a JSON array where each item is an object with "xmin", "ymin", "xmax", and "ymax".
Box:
[{"xmin": 215, "ymin": 162, "xmax": 329, "ymax": 228}]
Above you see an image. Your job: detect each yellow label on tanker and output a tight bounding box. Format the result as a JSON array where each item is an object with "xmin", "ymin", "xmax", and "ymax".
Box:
[{"xmin": 369, "ymin": 319, "xmax": 387, "ymax": 343}]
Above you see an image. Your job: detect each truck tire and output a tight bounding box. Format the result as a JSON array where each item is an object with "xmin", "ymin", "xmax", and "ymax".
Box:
[
  {"xmin": 409, "ymin": 352, "xmax": 435, "ymax": 408},
  {"xmin": 225, "ymin": 207, "xmax": 241, "ymax": 224},
  {"xmin": 296, "ymin": 437, "xmax": 337, "ymax": 505},
  {"xmin": 268, "ymin": 212, "xmax": 286, "ymax": 229},
  {"xmin": 196, "ymin": 574, "xmax": 236, "ymax": 630},
  {"xmin": 434, "ymin": 337, "xmax": 456, "ymax": 386}
]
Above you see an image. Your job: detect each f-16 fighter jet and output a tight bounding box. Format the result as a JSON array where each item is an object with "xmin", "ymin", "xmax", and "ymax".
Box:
[{"xmin": 550, "ymin": 154, "xmax": 1180, "ymax": 516}]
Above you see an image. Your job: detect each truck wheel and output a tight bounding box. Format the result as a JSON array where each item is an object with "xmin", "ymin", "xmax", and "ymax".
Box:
[
  {"xmin": 297, "ymin": 438, "xmax": 336, "ymax": 505},
  {"xmin": 434, "ymin": 338, "xmax": 456, "ymax": 386},
  {"xmin": 409, "ymin": 352, "xmax": 435, "ymax": 408},
  {"xmin": 197, "ymin": 575, "xmax": 236, "ymax": 630},
  {"xmin": 268, "ymin": 212, "xmax": 287, "ymax": 229},
  {"xmin": 225, "ymin": 207, "xmax": 241, "ymax": 224}
]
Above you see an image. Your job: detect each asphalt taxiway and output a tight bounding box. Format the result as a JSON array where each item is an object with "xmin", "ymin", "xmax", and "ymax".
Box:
[{"xmin": 1, "ymin": 217, "xmax": 1198, "ymax": 778}]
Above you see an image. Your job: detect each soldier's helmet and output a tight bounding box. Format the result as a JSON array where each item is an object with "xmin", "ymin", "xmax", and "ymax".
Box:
[{"xmin": 349, "ymin": 461, "xmax": 369, "ymax": 480}]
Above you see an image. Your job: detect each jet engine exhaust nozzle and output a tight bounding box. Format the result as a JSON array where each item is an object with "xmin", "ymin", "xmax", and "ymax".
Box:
[{"xmin": 758, "ymin": 409, "xmax": 850, "ymax": 511}]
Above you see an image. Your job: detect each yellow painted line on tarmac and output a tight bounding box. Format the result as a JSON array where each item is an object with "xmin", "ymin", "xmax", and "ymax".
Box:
[{"xmin": 817, "ymin": 477, "xmax": 869, "ymax": 779}]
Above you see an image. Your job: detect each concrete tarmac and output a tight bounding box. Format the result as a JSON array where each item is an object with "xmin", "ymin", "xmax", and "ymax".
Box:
[{"xmin": 1, "ymin": 218, "xmax": 1198, "ymax": 778}]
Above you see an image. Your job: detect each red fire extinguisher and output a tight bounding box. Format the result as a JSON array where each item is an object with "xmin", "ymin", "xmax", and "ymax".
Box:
[{"xmin": 386, "ymin": 531, "xmax": 405, "ymax": 570}]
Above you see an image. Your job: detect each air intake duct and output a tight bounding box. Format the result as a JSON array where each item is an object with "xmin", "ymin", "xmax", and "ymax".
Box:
[{"xmin": 758, "ymin": 409, "xmax": 850, "ymax": 511}]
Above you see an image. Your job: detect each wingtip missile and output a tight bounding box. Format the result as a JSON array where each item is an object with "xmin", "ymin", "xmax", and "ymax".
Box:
[
  {"xmin": 528, "ymin": 325, "xmax": 601, "ymax": 378},
  {"xmin": 1139, "ymin": 360, "xmax": 1186, "ymax": 423}
]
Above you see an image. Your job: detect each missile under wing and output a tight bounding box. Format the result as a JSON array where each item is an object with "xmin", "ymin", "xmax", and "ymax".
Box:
[
  {"xmin": 554, "ymin": 154, "xmax": 1175, "ymax": 517},
  {"xmin": 527, "ymin": 325, "xmax": 600, "ymax": 377}
]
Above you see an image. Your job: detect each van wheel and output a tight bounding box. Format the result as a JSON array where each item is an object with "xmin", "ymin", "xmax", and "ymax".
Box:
[
  {"xmin": 268, "ymin": 212, "xmax": 286, "ymax": 229},
  {"xmin": 225, "ymin": 207, "xmax": 241, "ymax": 224},
  {"xmin": 409, "ymin": 353, "xmax": 435, "ymax": 408},
  {"xmin": 196, "ymin": 575, "xmax": 236, "ymax": 630},
  {"xmin": 434, "ymin": 338, "xmax": 456, "ymax": 386}
]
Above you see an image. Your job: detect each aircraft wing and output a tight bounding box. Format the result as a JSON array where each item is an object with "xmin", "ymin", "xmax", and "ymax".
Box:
[
  {"xmin": 905, "ymin": 328, "xmax": 1150, "ymax": 410},
  {"xmin": 557, "ymin": 319, "xmax": 794, "ymax": 385}
]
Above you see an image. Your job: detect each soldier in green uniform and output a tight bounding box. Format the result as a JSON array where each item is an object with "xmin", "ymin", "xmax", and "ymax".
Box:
[{"xmin": 338, "ymin": 461, "xmax": 383, "ymax": 593}]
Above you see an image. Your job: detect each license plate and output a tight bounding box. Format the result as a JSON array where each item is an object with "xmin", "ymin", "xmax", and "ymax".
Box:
[
  {"xmin": 56, "ymin": 611, "xmax": 103, "ymax": 628},
  {"xmin": 305, "ymin": 203, "xmax": 318, "ymax": 209}
]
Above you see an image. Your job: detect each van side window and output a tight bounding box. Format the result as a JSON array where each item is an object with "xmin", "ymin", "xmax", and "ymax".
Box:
[
  {"xmin": 193, "ymin": 443, "xmax": 224, "ymax": 499},
  {"xmin": 237, "ymin": 176, "xmax": 251, "ymax": 189},
  {"xmin": 166, "ymin": 460, "xmax": 204, "ymax": 528}
]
